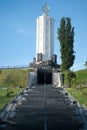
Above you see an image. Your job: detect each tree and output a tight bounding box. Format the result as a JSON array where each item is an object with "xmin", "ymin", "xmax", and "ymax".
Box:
[
  {"xmin": 85, "ymin": 61, "xmax": 87, "ymax": 69},
  {"xmin": 5, "ymin": 75, "xmax": 15, "ymax": 97},
  {"xmin": 64, "ymin": 70, "xmax": 76, "ymax": 87},
  {"xmin": 58, "ymin": 17, "xmax": 75, "ymax": 71}
]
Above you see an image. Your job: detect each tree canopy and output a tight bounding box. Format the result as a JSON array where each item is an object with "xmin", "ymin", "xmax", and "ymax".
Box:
[{"xmin": 58, "ymin": 17, "xmax": 75, "ymax": 71}]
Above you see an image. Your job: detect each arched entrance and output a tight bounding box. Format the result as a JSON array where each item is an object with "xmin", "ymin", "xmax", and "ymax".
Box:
[{"xmin": 37, "ymin": 67, "xmax": 52, "ymax": 84}]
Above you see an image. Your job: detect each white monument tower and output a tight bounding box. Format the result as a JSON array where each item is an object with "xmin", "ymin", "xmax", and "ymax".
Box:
[{"xmin": 36, "ymin": 3, "xmax": 54, "ymax": 62}]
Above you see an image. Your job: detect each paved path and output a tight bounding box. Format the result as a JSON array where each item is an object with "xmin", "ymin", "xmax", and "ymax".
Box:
[{"xmin": 5, "ymin": 85, "xmax": 84, "ymax": 130}]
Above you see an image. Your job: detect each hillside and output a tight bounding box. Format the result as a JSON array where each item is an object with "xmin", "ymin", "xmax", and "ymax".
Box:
[
  {"xmin": 76, "ymin": 69, "xmax": 87, "ymax": 84},
  {"xmin": 0, "ymin": 68, "xmax": 34, "ymax": 109},
  {"xmin": 67, "ymin": 69, "xmax": 87, "ymax": 107},
  {"xmin": 0, "ymin": 68, "xmax": 31, "ymax": 88},
  {"xmin": 0, "ymin": 68, "xmax": 87, "ymax": 109}
]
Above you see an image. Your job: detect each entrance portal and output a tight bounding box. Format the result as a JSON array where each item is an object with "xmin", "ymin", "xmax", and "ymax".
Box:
[{"xmin": 37, "ymin": 69, "xmax": 52, "ymax": 84}]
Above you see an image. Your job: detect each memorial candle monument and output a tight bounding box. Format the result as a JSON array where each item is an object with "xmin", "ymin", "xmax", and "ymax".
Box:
[{"xmin": 36, "ymin": 3, "xmax": 54, "ymax": 62}]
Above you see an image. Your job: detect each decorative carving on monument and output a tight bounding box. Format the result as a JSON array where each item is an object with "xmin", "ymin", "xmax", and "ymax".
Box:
[{"xmin": 42, "ymin": 3, "xmax": 49, "ymax": 15}]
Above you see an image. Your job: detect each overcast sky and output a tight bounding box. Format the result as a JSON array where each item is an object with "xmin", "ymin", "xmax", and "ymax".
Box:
[{"xmin": 0, "ymin": 0, "xmax": 87, "ymax": 70}]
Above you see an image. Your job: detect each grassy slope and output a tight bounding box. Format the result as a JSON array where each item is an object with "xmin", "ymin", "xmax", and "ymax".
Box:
[
  {"xmin": 0, "ymin": 88, "xmax": 24, "ymax": 109},
  {"xmin": 76, "ymin": 69, "xmax": 87, "ymax": 84},
  {"xmin": 0, "ymin": 69, "xmax": 28, "ymax": 87},
  {"xmin": 67, "ymin": 88, "xmax": 87, "ymax": 106},
  {"xmin": 66, "ymin": 69, "xmax": 87, "ymax": 107},
  {"xmin": 0, "ymin": 68, "xmax": 87, "ymax": 108},
  {"xmin": 0, "ymin": 68, "xmax": 30, "ymax": 109}
]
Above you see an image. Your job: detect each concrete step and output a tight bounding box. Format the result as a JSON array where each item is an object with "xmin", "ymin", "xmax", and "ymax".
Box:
[{"xmin": 2, "ymin": 85, "xmax": 84, "ymax": 130}]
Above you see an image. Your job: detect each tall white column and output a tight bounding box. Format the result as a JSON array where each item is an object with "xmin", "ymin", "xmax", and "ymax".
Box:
[{"xmin": 36, "ymin": 4, "xmax": 54, "ymax": 62}]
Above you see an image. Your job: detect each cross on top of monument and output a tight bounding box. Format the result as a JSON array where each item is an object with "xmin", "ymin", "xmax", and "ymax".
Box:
[{"xmin": 42, "ymin": 3, "xmax": 50, "ymax": 15}]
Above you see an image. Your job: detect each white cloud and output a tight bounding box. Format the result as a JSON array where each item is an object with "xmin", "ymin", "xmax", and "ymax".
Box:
[
  {"xmin": 17, "ymin": 29, "xmax": 24, "ymax": 33},
  {"xmin": 16, "ymin": 26, "xmax": 35, "ymax": 38},
  {"xmin": 16, "ymin": 28, "xmax": 30, "ymax": 37}
]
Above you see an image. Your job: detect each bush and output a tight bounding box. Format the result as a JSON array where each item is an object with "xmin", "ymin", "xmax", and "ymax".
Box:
[
  {"xmin": 64, "ymin": 70, "xmax": 76, "ymax": 88},
  {"xmin": 7, "ymin": 87, "xmax": 15, "ymax": 97}
]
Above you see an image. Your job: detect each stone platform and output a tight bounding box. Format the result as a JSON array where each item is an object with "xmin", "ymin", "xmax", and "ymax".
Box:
[{"xmin": 1, "ymin": 85, "xmax": 84, "ymax": 130}]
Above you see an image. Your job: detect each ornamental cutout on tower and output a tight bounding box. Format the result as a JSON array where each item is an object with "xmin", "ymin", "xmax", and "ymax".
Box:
[{"xmin": 42, "ymin": 3, "xmax": 49, "ymax": 15}]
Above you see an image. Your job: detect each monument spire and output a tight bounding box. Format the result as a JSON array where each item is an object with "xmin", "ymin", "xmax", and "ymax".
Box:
[{"xmin": 42, "ymin": 3, "xmax": 50, "ymax": 15}]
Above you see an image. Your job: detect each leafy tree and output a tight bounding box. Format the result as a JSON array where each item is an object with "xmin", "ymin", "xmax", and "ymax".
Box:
[
  {"xmin": 85, "ymin": 61, "xmax": 87, "ymax": 69},
  {"xmin": 64, "ymin": 70, "xmax": 76, "ymax": 87},
  {"xmin": 5, "ymin": 74, "xmax": 15, "ymax": 96},
  {"xmin": 5, "ymin": 74, "xmax": 17, "ymax": 87},
  {"xmin": 58, "ymin": 17, "xmax": 75, "ymax": 71}
]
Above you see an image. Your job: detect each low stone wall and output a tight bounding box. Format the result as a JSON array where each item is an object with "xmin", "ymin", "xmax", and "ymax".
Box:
[
  {"xmin": 28, "ymin": 72, "xmax": 37, "ymax": 87},
  {"xmin": 52, "ymin": 72, "xmax": 63, "ymax": 87}
]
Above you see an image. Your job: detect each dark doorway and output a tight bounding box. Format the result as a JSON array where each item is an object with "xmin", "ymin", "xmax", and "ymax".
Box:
[{"xmin": 37, "ymin": 69, "xmax": 52, "ymax": 84}]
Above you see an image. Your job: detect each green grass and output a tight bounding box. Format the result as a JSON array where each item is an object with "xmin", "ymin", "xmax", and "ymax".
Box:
[
  {"xmin": 0, "ymin": 87, "xmax": 24, "ymax": 109},
  {"xmin": 76, "ymin": 69, "xmax": 87, "ymax": 84},
  {"xmin": 0, "ymin": 68, "xmax": 34, "ymax": 110},
  {"xmin": 66, "ymin": 69, "xmax": 87, "ymax": 107},
  {"xmin": 0, "ymin": 68, "xmax": 87, "ymax": 109},
  {"xmin": 0, "ymin": 69, "xmax": 28, "ymax": 87},
  {"xmin": 66, "ymin": 88, "xmax": 87, "ymax": 106}
]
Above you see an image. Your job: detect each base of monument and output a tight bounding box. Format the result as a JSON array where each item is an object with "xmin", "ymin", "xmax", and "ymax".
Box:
[
  {"xmin": 29, "ymin": 60, "xmax": 60, "ymax": 70},
  {"xmin": 28, "ymin": 60, "xmax": 63, "ymax": 87}
]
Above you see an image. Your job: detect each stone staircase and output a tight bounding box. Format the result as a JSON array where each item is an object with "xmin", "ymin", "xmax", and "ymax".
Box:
[{"xmin": 0, "ymin": 85, "xmax": 85, "ymax": 130}]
